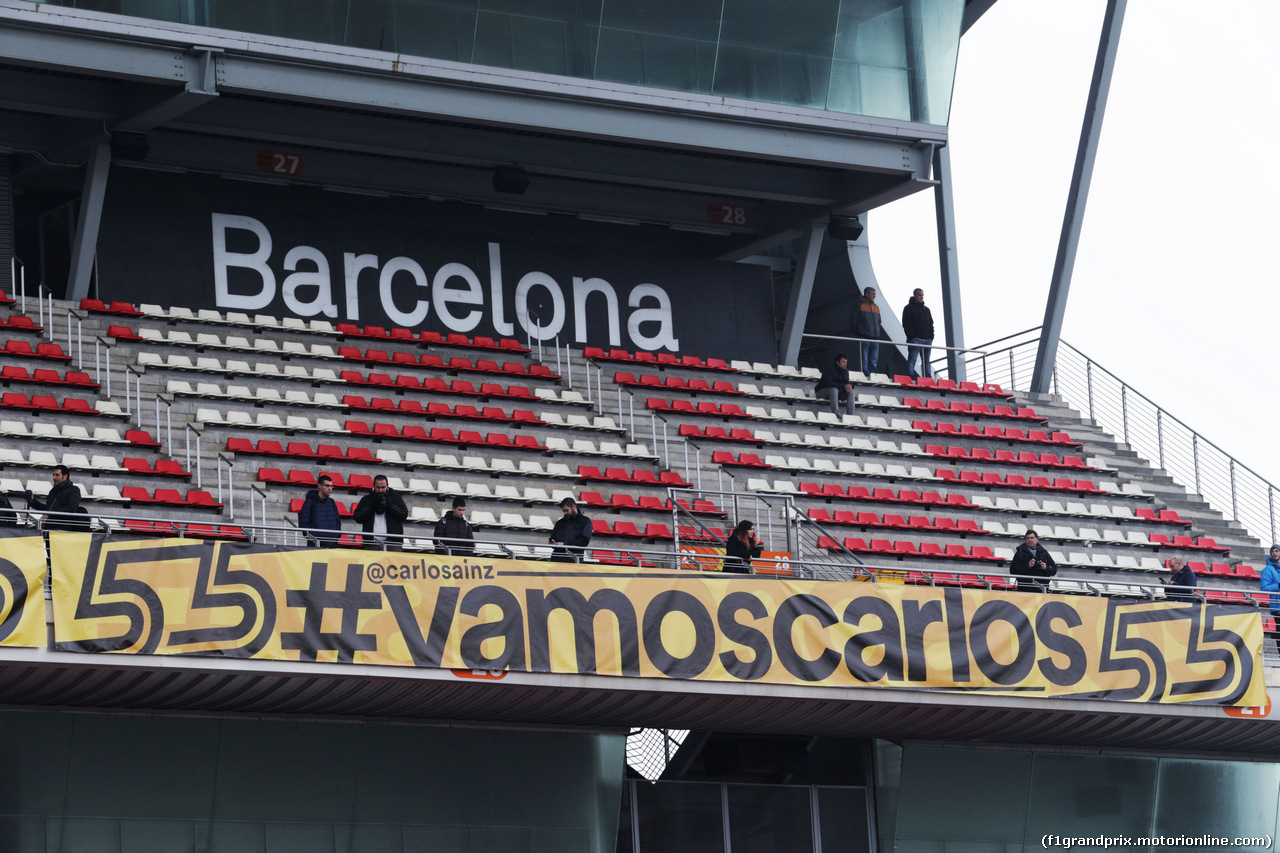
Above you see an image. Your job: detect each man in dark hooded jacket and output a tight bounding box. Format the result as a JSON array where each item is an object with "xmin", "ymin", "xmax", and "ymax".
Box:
[
  {"xmin": 813, "ymin": 353, "xmax": 855, "ymax": 416},
  {"xmin": 549, "ymin": 497, "xmax": 592, "ymax": 562},
  {"xmin": 901, "ymin": 288, "xmax": 935, "ymax": 379}
]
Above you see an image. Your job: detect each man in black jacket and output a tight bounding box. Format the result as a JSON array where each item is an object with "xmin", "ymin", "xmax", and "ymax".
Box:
[
  {"xmin": 1010, "ymin": 529, "xmax": 1057, "ymax": 593},
  {"xmin": 433, "ymin": 496, "xmax": 476, "ymax": 556},
  {"xmin": 813, "ymin": 353, "xmax": 855, "ymax": 417},
  {"xmin": 352, "ymin": 475, "xmax": 409, "ymax": 550},
  {"xmin": 28, "ymin": 465, "xmax": 84, "ymax": 531},
  {"xmin": 549, "ymin": 497, "xmax": 592, "ymax": 563},
  {"xmin": 901, "ymin": 288, "xmax": 935, "ymax": 380}
]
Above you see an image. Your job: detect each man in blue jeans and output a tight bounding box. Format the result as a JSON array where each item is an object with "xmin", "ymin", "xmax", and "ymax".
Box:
[
  {"xmin": 901, "ymin": 288, "xmax": 935, "ymax": 379},
  {"xmin": 849, "ymin": 286, "xmax": 881, "ymax": 377}
]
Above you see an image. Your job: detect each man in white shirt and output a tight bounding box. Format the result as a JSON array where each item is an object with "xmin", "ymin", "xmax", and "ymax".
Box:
[{"xmin": 353, "ymin": 475, "xmax": 409, "ymax": 550}]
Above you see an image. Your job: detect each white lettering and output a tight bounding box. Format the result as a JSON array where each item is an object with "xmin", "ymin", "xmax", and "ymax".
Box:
[
  {"xmin": 343, "ymin": 253, "xmax": 379, "ymax": 321},
  {"xmin": 281, "ymin": 246, "xmax": 336, "ymax": 318},
  {"xmin": 514, "ymin": 272, "xmax": 565, "ymax": 342},
  {"xmin": 572, "ymin": 277, "xmax": 621, "ymax": 346},
  {"xmin": 211, "ymin": 213, "xmax": 275, "ymax": 310},
  {"xmin": 433, "ymin": 262, "xmax": 484, "ymax": 333},
  {"xmin": 487, "ymin": 243, "xmax": 514, "ymax": 336},
  {"xmin": 378, "ymin": 256, "xmax": 430, "ymax": 327},
  {"xmin": 627, "ymin": 283, "xmax": 680, "ymax": 351}
]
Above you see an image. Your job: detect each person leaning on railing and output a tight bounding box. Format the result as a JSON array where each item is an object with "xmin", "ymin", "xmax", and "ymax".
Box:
[
  {"xmin": 1010, "ymin": 529, "xmax": 1057, "ymax": 593},
  {"xmin": 549, "ymin": 497, "xmax": 592, "ymax": 562},
  {"xmin": 433, "ymin": 496, "xmax": 476, "ymax": 557},
  {"xmin": 298, "ymin": 474, "xmax": 342, "ymax": 547},
  {"xmin": 353, "ymin": 474, "xmax": 408, "ymax": 551},
  {"xmin": 723, "ymin": 520, "xmax": 765, "ymax": 574},
  {"xmin": 27, "ymin": 465, "xmax": 87, "ymax": 531},
  {"xmin": 1261, "ymin": 545, "xmax": 1280, "ymax": 653}
]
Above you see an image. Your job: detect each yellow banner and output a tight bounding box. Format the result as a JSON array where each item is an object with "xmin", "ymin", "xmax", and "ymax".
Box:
[
  {"xmin": 0, "ymin": 533, "xmax": 50, "ymax": 647},
  {"xmin": 48, "ymin": 534, "xmax": 1265, "ymax": 705}
]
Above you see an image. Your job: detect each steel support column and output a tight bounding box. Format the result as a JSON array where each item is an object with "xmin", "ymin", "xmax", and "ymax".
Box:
[
  {"xmin": 779, "ymin": 219, "xmax": 827, "ymax": 366},
  {"xmin": 67, "ymin": 142, "xmax": 110, "ymax": 301},
  {"xmin": 1031, "ymin": 0, "xmax": 1127, "ymax": 393},
  {"xmin": 932, "ymin": 145, "xmax": 966, "ymax": 381}
]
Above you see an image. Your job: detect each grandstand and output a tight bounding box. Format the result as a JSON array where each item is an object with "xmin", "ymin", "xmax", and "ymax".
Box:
[{"xmin": 2, "ymin": 0, "xmax": 1280, "ymax": 851}]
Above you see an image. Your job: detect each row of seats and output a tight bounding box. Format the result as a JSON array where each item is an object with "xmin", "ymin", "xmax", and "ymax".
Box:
[
  {"xmin": 0, "ymin": 421, "xmax": 160, "ymax": 446},
  {"xmin": 614, "ymin": 373, "xmax": 744, "ymax": 395},
  {"xmin": 342, "ymin": 396, "xmax": 543, "ymax": 424},
  {"xmin": 341, "ymin": 371, "xmax": 541, "ymax": 400},
  {"xmin": 108, "ymin": 301, "xmax": 533, "ymax": 355},
  {"xmin": 914, "ymin": 421, "xmax": 1079, "ymax": 446},
  {"xmin": 113, "ymin": 328, "xmax": 348, "ymax": 359},
  {"xmin": 808, "ymin": 509, "xmax": 986, "ymax": 535},
  {"xmin": 0, "ymin": 315, "xmax": 40, "ymax": 333},
  {"xmin": 336, "ymin": 325, "xmax": 526, "ymax": 352},
  {"xmin": 893, "ymin": 375, "xmax": 1007, "ymax": 396},
  {"xmin": 0, "ymin": 393, "xmax": 117, "ymax": 417},
  {"xmin": 120, "ymin": 487, "xmax": 222, "ymax": 508},
  {"xmin": 983, "ymin": 520, "xmax": 1154, "ymax": 545},
  {"xmin": 336, "ymin": 347, "xmax": 553, "ymax": 377},
  {"xmin": 2, "ymin": 340, "xmax": 70, "ymax": 361},
  {"xmin": 968, "ymin": 494, "xmax": 1176, "ymax": 521},
  {"xmin": 577, "ymin": 466, "xmax": 690, "ymax": 487},
  {"xmin": 821, "ymin": 537, "xmax": 1002, "ymax": 562},
  {"xmin": 579, "ymin": 492, "xmax": 726, "ymax": 516},
  {"xmin": 584, "ymin": 347, "xmax": 734, "ymax": 372},
  {"xmin": 0, "ymin": 366, "xmax": 99, "ymax": 388},
  {"xmin": 1173, "ymin": 560, "xmax": 1258, "ymax": 580},
  {"xmin": 925, "ymin": 445, "xmax": 1095, "ymax": 470},
  {"xmin": 121, "ymin": 520, "xmax": 247, "ymax": 540},
  {"xmin": 935, "ymin": 469, "xmax": 1111, "ymax": 495},
  {"xmin": 0, "ymin": 449, "xmax": 150, "ymax": 474},
  {"xmin": 647, "ymin": 398, "xmax": 750, "ymax": 418}
]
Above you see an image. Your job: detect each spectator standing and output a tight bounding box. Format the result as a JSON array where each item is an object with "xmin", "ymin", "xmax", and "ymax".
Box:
[
  {"xmin": 1010, "ymin": 530, "xmax": 1057, "ymax": 593},
  {"xmin": 1260, "ymin": 545, "xmax": 1280, "ymax": 652},
  {"xmin": 353, "ymin": 474, "xmax": 409, "ymax": 550},
  {"xmin": 433, "ymin": 497, "xmax": 476, "ymax": 556},
  {"xmin": 723, "ymin": 520, "xmax": 765, "ymax": 574},
  {"xmin": 813, "ymin": 352, "xmax": 855, "ymax": 417},
  {"xmin": 298, "ymin": 474, "xmax": 342, "ymax": 547},
  {"xmin": 1162, "ymin": 557, "xmax": 1198, "ymax": 602},
  {"xmin": 849, "ymin": 286, "xmax": 882, "ymax": 376},
  {"xmin": 549, "ymin": 497, "xmax": 592, "ymax": 562},
  {"xmin": 27, "ymin": 465, "xmax": 83, "ymax": 531},
  {"xmin": 901, "ymin": 288, "xmax": 935, "ymax": 380}
]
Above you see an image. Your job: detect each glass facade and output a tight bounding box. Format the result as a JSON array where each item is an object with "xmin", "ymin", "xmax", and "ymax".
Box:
[
  {"xmin": 43, "ymin": 0, "xmax": 964, "ymax": 123},
  {"xmin": 888, "ymin": 742, "xmax": 1280, "ymax": 853},
  {"xmin": 0, "ymin": 710, "xmax": 626, "ymax": 853},
  {"xmin": 630, "ymin": 780, "xmax": 873, "ymax": 852}
]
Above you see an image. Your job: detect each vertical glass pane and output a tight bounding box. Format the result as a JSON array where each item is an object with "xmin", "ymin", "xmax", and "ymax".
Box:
[
  {"xmin": 895, "ymin": 745, "xmax": 1031, "ymax": 843},
  {"xmin": 818, "ymin": 788, "xmax": 871, "ymax": 853},
  {"xmin": 713, "ymin": 0, "xmax": 840, "ymax": 110},
  {"xmin": 635, "ymin": 782, "xmax": 723, "ymax": 853},
  {"xmin": 1154, "ymin": 758, "xmax": 1280, "ymax": 849},
  {"xmin": 1023, "ymin": 753, "xmax": 1157, "ymax": 844},
  {"xmin": 473, "ymin": 0, "xmax": 602, "ymax": 77},
  {"xmin": 873, "ymin": 740, "xmax": 903, "ymax": 853},
  {"xmin": 387, "ymin": 0, "xmax": 479, "ymax": 63},
  {"xmin": 727, "ymin": 784, "xmax": 813, "ymax": 853},
  {"xmin": 595, "ymin": 0, "xmax": 721, "ymax": 94}
]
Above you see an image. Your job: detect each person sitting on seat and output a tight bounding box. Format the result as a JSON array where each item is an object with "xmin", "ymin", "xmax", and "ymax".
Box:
[
  {"xmin": 814, "ymin": 352, "xmax": 855, "ymax": 417},
  {"xmin": 723, "ymin": 520, "xmax": 765, "ymax": 574}
]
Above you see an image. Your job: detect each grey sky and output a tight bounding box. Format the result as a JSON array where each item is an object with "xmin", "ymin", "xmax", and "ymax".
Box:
[{"xmin": 870, "ymin": 0, "xmax": 1280, "ymax": 491}]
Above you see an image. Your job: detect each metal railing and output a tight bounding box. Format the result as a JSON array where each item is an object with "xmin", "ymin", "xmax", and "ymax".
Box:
[
  {"xmin": 184, "ymin": 424, "xmax": 203, "ymax": 488},
  {"xmin": 957, "ymin": 329, "xmax": 1279, "ymax": 546}
]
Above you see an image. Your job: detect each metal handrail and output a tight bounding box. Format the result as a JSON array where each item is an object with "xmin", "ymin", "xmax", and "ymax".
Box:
[
  {"xmin": 154, "ymin": 394, "xmax": 172, "ymax": 452},
  {"xmin": 9, "ymin": 508, "xmax": 1274, "ymax": 607},
  {"xmin": 93, "ymin": 336, "xmax": 113, "ymax": 398},
  {"xmin": 804, "ymin": 332, "xmax": 986, "ymax": 354},
  {"xmin": 184, "ymin": 424, "xmax": 203, "ymax": 488},
  {"xmin": 215, "ymin": 454, "xmax": 234, "ymax": 520},
  {"xmin": 965, "ymin": 328, "xmax": 1279, "ymax": 545}
]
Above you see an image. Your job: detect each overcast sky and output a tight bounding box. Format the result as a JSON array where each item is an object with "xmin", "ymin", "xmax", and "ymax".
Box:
[{"xmin": 870, "ymin": 0, "xmax": 1280, "ymax": 498}]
